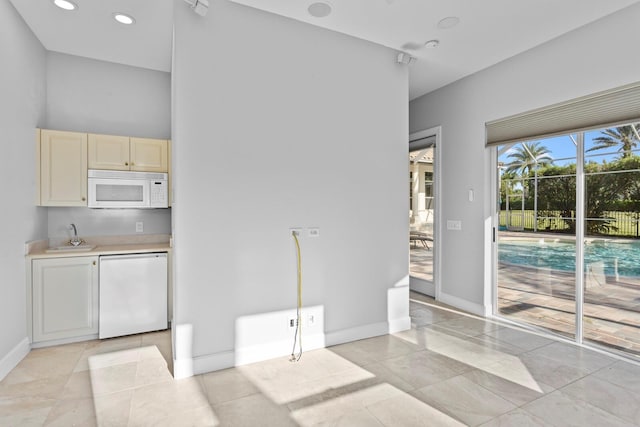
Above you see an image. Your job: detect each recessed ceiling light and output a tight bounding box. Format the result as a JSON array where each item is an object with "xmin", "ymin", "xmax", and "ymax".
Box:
[
  {"xmin": 424, "ymin": 40, "xmax": 440, "ymax": 49},
  {"xmin": 437, "ymin": 16, "xmax": 460, "ymax": 29},
  {"xmin": 113, "ymin": 13, "xmax": 136, "ymax": 25},
  {"xmin": 52, "ymin": 0, "xmax": 77, "ymax": 11},
  {"xmin": 308, "ymin": 2, "xmax": 332, "ymax": 18}
]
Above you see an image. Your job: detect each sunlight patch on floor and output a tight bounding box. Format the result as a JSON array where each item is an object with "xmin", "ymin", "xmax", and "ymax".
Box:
[{"xmin": 237, "ymin": 348, "xmax": 375, "ymax": 405}]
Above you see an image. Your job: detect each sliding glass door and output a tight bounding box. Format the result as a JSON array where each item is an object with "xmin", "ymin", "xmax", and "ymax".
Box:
[
  {"xmin": 496, "ymin": 122, "xmax": 640, "ymax": 358},
  {"xmin": 497, "ymin": 135, "xmax": 577, "ymax": 339},
  {"xmin": 583, "ymin": 124, "xmax": 640, "ymax": 354}
]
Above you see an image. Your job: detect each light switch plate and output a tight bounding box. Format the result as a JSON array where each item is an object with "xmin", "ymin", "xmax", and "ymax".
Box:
[
  {"xmin": 136, "ymin": 222, "xmax": 144, "ymax": 233},
  {"xmin": 447, "ymin": 220, "xmax": 462, "ymax": 231}
]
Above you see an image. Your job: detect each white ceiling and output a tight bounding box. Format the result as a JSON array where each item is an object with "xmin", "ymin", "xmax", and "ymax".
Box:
[
  {"xmin": 230, "ymin": 0, "xmax": 640, "ymax": 99},
  {"xmin": 9, "ymin": 0, "xmax": 173, "ymax": 72},
  {"xmin": 10, "ymin": 0, "xmax": 639, "ymax": 100}
]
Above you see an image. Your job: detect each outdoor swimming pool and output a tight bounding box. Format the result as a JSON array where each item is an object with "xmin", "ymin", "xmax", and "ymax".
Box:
[{"xmin": 499, "ymin": 239, "xmax": 640, "ymax": 278}]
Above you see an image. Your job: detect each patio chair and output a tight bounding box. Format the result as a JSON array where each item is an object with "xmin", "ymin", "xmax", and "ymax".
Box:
[{"xmin": 409, "ymin": 232, "xmax": 433, "ymax": 249}]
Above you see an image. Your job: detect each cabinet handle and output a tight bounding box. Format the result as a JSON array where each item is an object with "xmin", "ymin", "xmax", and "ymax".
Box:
[
  {"xmin": 125, "ymin": 162, "xmax": 129, "ymax": 166},
  {"xmin": 130, "ymin": 162, "xmax": 134, "ymax": 166},
  {"xmin": 93, "ymin": 261, "xmax": 96, "ymax": 266},
  {"xmin": 82, "ymin": 197, "xmax": 86, "ymax": 201}
]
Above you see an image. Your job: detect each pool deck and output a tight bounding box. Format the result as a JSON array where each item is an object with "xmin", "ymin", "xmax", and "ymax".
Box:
[{"xmin": 498, "ymin": 233, "xmax": 640, "ymax": 357}]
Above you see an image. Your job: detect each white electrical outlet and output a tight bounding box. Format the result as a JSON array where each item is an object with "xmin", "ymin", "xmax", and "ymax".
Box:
[
  {"xmin": 308, "ymin": 228, "xmax": 320, "ymax": 238},
  {"xmin": 136, "ymin": 222, "xmax": 144, "ymax": 233},
  {"xmin": 289, "ymin": 227, "xmax": 303, "ymax": 237},
  {"xmin": 287, "ymin": 316, "xmax": 299, "ymax": 329},
  {"xmin": 307, "ymin": 314, "xmax": 315, "ymax": 326}
]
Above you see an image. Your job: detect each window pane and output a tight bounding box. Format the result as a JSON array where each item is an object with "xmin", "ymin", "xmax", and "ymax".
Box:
[
  {"xmin": 583, "ymin": 123, "xmax": 640, "ymax": 355},
  {"xmin": 497, "ymin": 135, "xmax": 577, "ymax": 339}
]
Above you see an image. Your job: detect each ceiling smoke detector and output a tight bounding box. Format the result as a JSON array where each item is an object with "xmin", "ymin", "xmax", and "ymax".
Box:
[
  {"xmin": 308, "ymin": 2, "xmax": 332, "ymax": 18},
  {"xmin": 424, "ymin": 39, "xmax": 440, "ymax": 49}
]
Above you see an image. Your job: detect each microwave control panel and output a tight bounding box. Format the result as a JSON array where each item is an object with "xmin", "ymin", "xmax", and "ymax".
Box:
[{"xmin": 150, "ymin": 181, "xmax": 168, "ymax": 206}]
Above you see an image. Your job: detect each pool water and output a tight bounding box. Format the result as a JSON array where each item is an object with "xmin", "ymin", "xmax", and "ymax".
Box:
[{"xmin": 499, "ymin": 239, "xmax": 640, "ymax": 277}]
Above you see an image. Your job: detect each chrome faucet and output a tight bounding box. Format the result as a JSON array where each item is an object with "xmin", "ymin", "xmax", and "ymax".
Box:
[{"xmin": 69, "ymin": 223, "xmax": 83, "ymax": 246}]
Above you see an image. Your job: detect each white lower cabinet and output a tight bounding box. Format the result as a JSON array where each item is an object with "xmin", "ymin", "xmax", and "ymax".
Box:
[{"xmin": 32, "ymin": 256, "xmax": 99, "ymax": 342}]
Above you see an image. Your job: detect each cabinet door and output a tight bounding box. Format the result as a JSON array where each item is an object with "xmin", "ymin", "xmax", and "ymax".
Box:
[
  {"xmin": 40, "ymin": 130, "xmax": 87, "ymax": 206},
  {"xmin": 130, "ymin": 138, "xmax": 168, "ymax": 172},
  {"xmin": 88, "ymin": 134, "xmax": 130, "ymax": 170},
  {"xmin": 32, "ymin": 257, "xmax": 99, "ymax": 342}
]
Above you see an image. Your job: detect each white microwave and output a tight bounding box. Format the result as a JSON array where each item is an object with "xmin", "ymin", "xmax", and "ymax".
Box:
[{"xmin": 88, "ymin": 169, "xmax": 169, "ymax": 208}]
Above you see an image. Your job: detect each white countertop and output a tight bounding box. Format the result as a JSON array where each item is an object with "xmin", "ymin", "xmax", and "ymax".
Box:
[{"xmin": 26, "ymin": 235, "xmax": 171, "ymax": 260}]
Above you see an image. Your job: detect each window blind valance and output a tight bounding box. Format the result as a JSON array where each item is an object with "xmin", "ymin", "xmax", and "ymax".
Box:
[{"xmin": 486, "ymin": 81, "xmax": 640, "ymax": 147}]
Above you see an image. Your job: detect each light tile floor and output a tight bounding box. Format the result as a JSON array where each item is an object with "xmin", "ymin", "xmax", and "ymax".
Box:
[{"xmin": 2, "ymin": 295, "xmax": 640, "ymax": 426}]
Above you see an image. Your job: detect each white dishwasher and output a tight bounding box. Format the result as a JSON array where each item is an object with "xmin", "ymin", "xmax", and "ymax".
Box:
[{"xmin": 99, "ymin": 253, "xmax": 168, "ymax": 339}]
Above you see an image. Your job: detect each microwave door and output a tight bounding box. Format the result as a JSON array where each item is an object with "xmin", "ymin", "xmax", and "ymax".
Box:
[{"xmin": 90, "ymin": 179, "xmax": 150, "ymax": 208}]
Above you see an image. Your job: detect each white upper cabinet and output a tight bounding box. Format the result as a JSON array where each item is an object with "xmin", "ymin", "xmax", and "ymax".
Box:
[
  {"xmin": 39, "ymin": 129, "xmax": 88, "ymax": 206},
  {"xmin": 130, "ymin": 137, "xmax": 168, "ymax": 172},
  {"xmin": 89, "ymin": 133, "xmax": 168, "ymax": 173},
  {"xmin": 88, "ymin": 134, "xmax": 130, "ymax": 170},
  {"xmin": 37, "ymin": 129, "xmax": 170, "ymax": 207}
]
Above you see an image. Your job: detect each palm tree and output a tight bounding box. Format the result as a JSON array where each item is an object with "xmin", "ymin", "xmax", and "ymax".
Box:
[
  {"xmin": 504, "ymin": 141, "xmax": 553, "ymax": 232},
  {"xmin": 505, "ymin": 141, "xmax": 553, "ymax": 176},
  {"xmin": 587, "ymin": 125, "xmax": 640, "ymax": 158}
]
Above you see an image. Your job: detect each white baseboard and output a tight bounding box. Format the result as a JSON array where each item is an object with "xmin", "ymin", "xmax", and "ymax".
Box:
[
  {"xmin": 174, "ymin": 333, "xmax": 326, "ymax": 379},
  {"xmin": 30, "ymin": 334, "xmax": 98, "ymax": 349},
  {"xmin": 438, "ymin": 291, "xmax": 488, "ymax": 317},
  {"xmin": 388, "ymin": 316, "xmax": 411, "ymax": 334},
  {"xmin": 0, "ymin": 337, "xmax": 30, "ymax": 381},
  {"xmin": 234, "ymin": 333, "xmax": 325, "ymax": 366},
  {"xmin": 325, "ymin": 321, "xmax": 388, "ymax": 347},
  {"xmin": 174, "ymin": 321, "xmax": 394, "ymax": 378},
  {"xmin": 173, "ymin": 349, "xmax": 235, "ymax": 379}
]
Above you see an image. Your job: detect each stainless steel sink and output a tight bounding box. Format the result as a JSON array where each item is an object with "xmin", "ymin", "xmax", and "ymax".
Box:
[{"xmin": 45, "ymin": 245, "xmax": 96, "ymax": 253}]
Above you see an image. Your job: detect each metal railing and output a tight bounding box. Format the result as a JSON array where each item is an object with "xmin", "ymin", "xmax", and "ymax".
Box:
[{"xmin": 499, "ymin": 210, "xmax": 640, "ymax": 237}]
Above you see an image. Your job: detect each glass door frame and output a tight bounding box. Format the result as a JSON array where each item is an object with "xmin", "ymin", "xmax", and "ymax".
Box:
[
  {"xmin": 409, "ymin": 126, "xmax": 441, "ymax": 300},
  {"xmin": 491, "ymin": 135, "xmax": 587, "ymax": 346}
]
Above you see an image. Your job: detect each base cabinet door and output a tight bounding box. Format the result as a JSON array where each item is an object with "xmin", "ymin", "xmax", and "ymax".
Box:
[{"xmin": 32, "ymin": 257, "xmax": 99, "ymax": 342}]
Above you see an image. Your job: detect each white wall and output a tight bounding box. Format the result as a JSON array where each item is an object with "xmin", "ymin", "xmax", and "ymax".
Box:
[
  {"xmin": 409, "ymin": 3, "xmax": 640, "ymax": 313},
  {"xmin": 0, "ymin": 0, "xmax": 47, "ymax": 378},
  {"xmin": 45, "ymin": 52, "xmax": 172, "ymax": 238},
  {"xmin": 173, "ymin": 0, "xmax": 409, "ymax": 374},
  {"xmin": 46, "ymin": 52, "xmax": 171, "ymax": 138}
]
